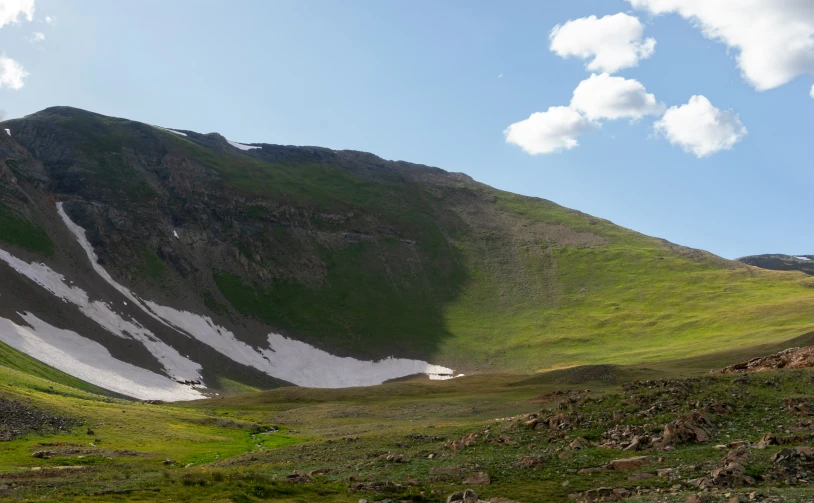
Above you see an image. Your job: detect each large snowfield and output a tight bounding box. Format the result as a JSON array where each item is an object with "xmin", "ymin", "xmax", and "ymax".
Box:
[{"xmin": 0, "ymin": 204, "xmax": 456, "ymax": 401}]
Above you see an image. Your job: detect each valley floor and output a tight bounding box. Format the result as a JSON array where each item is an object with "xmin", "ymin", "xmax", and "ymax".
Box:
[{"xmin": 5, "ymin": 341, "xmax": 814, "ymax": 502}]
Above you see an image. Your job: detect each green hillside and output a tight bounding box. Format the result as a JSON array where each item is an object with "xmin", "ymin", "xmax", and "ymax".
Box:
[{"xmin": 1, "ymin": 106, "xmax": 813, "ymax": 375}]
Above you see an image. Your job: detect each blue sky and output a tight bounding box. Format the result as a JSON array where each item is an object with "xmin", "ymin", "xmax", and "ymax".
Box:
[{"xmin": 1, "ymin": 0, "xmax": 813, "ymax": 259}]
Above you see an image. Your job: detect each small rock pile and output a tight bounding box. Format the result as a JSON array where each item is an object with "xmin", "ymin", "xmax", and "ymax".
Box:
[
  {"xmin": 661, "ymin": 411, "xmax": 715, "ymax": 445},
  {"xmin": 768, "ymin": 446, "xmax": 814, "ymax": 484},
  {"xmin": 687, "ymin": 446, "xmax": 755, "ymax": 489},
  {"xmin": 716, "ymin": 346, "xmax": 814, "ymax": 374},
  {"xmin": 600, "ymin": 424, "xmax": 654, "ymax": 451}
]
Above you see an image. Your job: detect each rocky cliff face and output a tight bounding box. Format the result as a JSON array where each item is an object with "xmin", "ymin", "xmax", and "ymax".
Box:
[{"xmin": 738, "ymin": 254, "xmax": 814, "ymax": 276}]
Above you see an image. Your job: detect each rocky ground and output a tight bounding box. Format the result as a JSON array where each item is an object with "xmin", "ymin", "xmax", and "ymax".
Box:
[
  {"xmin": 716, "ymin": 346, "xmax": 814, "ymax": 374},
  {"xmin": 171, "ymin": 367, "xmax": 814, "ymax": 503},
  {"xmin": 0, "ymin": 397, "xmax": 77, "ymax": 441},
  {"xmin": 6, "ymin": 358, "xmax": 814, "ymax": 501}
]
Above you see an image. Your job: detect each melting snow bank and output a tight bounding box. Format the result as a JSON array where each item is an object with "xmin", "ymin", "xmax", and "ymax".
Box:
[
  {"xmin": 0, "ymin": 247, "xmax": 203, "ymax": 385},
  {"xmin": 795, "ymin": 256, "xmax": 811, "ymax": 261},
  {"xmin": 258, "ymin": 333, "xmax": 455, "ymax": 387},
  {"xmin": 228, "ymin": 140, "xmax": 260, "ymax": 151},
  {"xmin": 0, "ymin": 313, "xmax": 204, "ymax": 401},
  {"xmin": 57, "ymin": 203, "xmax": 458, "ymax": 388}
]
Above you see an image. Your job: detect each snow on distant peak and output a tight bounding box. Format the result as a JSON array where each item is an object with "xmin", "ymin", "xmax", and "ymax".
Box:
[
  {"xmin": 795, "ymin": 256, "xmax": 811, "ymax": 261},
  {"xmin": 228, "ymin": 140, "xmax": 260, "ymax": 151},
  {"xmin": 173, "ymin": 230, "xmax": 179, "ymax": 239},
  {"xmin": 4, "ymin": 129, "xmax": 10, "ymax": 136}
]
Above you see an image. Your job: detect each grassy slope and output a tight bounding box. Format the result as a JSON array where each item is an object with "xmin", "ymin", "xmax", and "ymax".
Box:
[
  {"xmin": 6, "ymin": 107, "xmax": 814, "ymax": 374},
  {"xmin": 6, "ymin": 336, "xmax": 814, "ymax": 502},
  {"xmin": 168, "ymin": 128, "xmax": 814, "ymax": 371},
  {"xmin": 437, "ymin": 192, "xmax": 814, "ymax": 371},
  {"xmin": 0, "ymin": 341, "xmax": 110, "ymax": 396},
  {"xmin": 0, "ymin": 203, "xmax": 54, "ymax": 255},
  {"xmin": 0, "ymin": 350, "xmax": 300, "ymax": 501}
]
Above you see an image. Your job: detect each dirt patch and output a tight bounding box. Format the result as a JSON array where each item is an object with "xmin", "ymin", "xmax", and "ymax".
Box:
[{"xmin": 0, "ymin": 398, "xmax": 78, "ymax": 441}]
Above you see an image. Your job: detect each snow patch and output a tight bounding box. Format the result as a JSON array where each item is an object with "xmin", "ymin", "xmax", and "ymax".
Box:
[
  {"xmin": 173, "ymin": 230, "xmax": 179, "ymax": 239},
  {"xmin": 794, "ymin": 256, "xmax": 811, "ymax": 261},
  {"xmin": 154, "ymin": 125, "xmax": 187, "ymax": 137},
  {"xmin": 0, "ymin": 313, "xmax": 204, "ymax": 401},
  {"xmin": 58, "ymin": 203, "xmax": 458, "ymax": 388},
  {"xmin": 4, "ymin": 129, "xmax": 9, "ymax": 137},
  {"xmin": 228, "ymin": 140, "xmax": 260, "ymax": 151},
  {"xmin": 0, "ymin": 247, "xmax": 203, "ymax": 384}
]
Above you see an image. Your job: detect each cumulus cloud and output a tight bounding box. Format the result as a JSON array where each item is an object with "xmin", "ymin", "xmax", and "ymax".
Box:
[
  {"xmin": 550, "ymin": 13, "xmax": 656, "ymax": 74},
  {"xmin": 504, "ymin": 106, "xmax": 595, "ymax": 155},
  {"xmin": 0, "ymin": 0, "xmax": 35, "ymax": 29},
  {"xmin": 570, "ymin": 73, "xmax": 665, "ymax": 121},
  {"xmin": 628, "ymin": 0, "xmax": 814, "ymax": 91},
  {"xmin": 654, "ymin": 95, "xmax": 747, "ymax": 157},
  {"xmin": 0, "ymin": 54, "xmax": 28, "ymax": 89},
  {"xmin": 30, "ymin": 30, "xmax": 43, "ymax": 41},
  {"xmin": 44, "ymin": 14, "xmax": 54, "ymax": 25}
]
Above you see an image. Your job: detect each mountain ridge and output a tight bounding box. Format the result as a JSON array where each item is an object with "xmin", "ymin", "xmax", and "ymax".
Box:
[{"xmin": 0, "ymin": 106, "xmax": 812, "ymax": 399}]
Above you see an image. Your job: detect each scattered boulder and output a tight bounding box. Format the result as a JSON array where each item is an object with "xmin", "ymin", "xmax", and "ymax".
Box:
[
  {"xmin": 661, "ymin": 411, "xmax": 714, "ymax": 445},
  {"xmin": 285, "ymin": 472, "xmax": 311, "ymax": 483},
  {"xmin": 606, "ymin": 456, "xmax": 656, "ymax": 471},
  {"xmin": 515, "ymin": 455, "xmax": 543, "ymax": 468},
  {"xmin": 463, "ymin": 472, "xmax": 491, "ymax": 485},
  {"xmin": 463, "ymin": 489, "xmax": 479, "ymax": 503},
  {"xmin": 447, "ymin": 433, "xmax": 479, "ymax": 450}
]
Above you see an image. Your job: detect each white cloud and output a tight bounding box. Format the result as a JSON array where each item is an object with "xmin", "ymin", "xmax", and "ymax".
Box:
[
  {"xmin": 628, "ymin": 0, "xmax": 814, "ymax": 91},
  {"xmin": 0, "ymin": 0, "xmax": 35, "ymax": 29},
  {"xmin": 810, "ymin": 84, "xmax": 814, "ymax": 98},
  {"xmin": 570, "ymin": 73, "xmax": 665, "ymax": 121},
  {"xmin": 504, "ymin": 106, "xmax": 594, "ymax": 155},
  {"xmin": 550, "ymin": 13, "xmax": 656, "ymax": 74},
  {"xmin": 44, "ymin": 14, "xmax": 54, "ymax": 25},
  {"xmin": 654, "ymin": 95, "xmax": 747, "ymax": 157},
  {"xmin": 0, "ymin": 53, "xmax": 28, "ymax": 89},
  {"xmin": 31, "ymin": 30, "xmax": 43, "ymax": 41}
]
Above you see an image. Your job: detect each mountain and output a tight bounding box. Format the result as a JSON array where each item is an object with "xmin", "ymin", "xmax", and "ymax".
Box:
[
  {"xmin": 0, "ymin": 106, "xmax": 813, "ymax": 400},
  {"xmin": 738, "ymin": 254, "xmax": 814, "ymax": 276}
]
